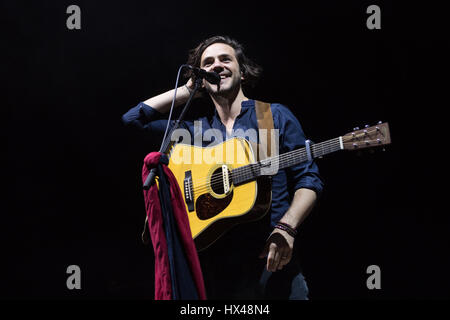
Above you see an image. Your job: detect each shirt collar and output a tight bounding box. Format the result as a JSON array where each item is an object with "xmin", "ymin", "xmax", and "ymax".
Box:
[{"xmin": 212, "ymin": 99, "xmax": 255, "ymax": 120}]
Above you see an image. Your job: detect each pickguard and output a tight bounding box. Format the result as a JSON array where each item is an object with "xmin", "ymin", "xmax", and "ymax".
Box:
[{"xmin": 195, "ymin": 191, "xmax": 233, "ymax": 220}]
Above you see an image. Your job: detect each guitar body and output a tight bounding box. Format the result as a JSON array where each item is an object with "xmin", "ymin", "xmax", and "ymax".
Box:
[{"xmin": 168, "ymin": 138, "xmax": 272, "ymax": 251}]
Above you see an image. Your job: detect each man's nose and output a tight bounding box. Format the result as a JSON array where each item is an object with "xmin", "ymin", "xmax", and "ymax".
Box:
[{"xmin": 211, "ymin": 60, "xmax": 224, "ymax": 73}]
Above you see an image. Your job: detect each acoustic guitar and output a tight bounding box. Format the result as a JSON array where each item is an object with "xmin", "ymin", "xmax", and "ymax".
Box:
[{"xmin": 167, "ymin": 122, "xmax": 391, "ymax": 251}]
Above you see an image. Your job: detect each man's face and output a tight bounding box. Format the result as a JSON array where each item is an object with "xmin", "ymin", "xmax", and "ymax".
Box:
[{"xmin": 200, "ymin": 43, "xmax": 243, "ymax": 95}]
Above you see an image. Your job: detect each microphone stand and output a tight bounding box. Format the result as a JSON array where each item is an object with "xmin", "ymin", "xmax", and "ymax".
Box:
[{"xmin": 143, "ymin": 77, "xmax": 203, "ymax": 190}]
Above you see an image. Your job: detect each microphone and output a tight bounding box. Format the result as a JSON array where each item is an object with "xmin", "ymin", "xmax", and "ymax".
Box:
[{"xmin": 188, "ymin": 66, "xmax": 221, "ymax": 85}]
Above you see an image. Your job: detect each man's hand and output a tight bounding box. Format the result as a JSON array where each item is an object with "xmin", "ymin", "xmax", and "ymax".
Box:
[
  {"xmin": 259, "ymin": 228, "xmax": 295, "ymax": 272},
  {"xmin": 258, "ymin": 188, "xmax": 317, "ymax": 272},
  {"xmin": 185, "ymin": 78, "xmax": 205, "ymax": 99},
  {"xmin": 142, "ymin": 78, "xmax": 204, "ymax": 114}
]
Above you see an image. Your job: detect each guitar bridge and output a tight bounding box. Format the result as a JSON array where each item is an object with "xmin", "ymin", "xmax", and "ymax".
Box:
[
  {"xmin": 222, "ymin": 165, "xmax": 230, "ymax": 194},
  {"xmin": 184, "ymin": 170, "xmax": 194, "ymax": 212}
]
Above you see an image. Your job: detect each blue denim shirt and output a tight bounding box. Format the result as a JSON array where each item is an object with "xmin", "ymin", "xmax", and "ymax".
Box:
[{"xmin": 122, "ymin": 99, "xmax": 323, "ymax": 227}]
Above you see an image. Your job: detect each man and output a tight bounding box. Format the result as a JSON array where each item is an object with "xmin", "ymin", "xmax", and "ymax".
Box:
[{"xmin": 122, "ymin": 36, "xmax": 323, "ymax": 299}]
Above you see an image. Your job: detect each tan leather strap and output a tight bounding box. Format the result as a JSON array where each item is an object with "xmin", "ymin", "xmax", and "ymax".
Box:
[{"xmin": 254, "ymin": 100, "xmax": 274, "ymax": 160}]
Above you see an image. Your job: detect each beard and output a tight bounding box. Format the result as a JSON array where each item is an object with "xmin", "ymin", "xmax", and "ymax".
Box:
[{"xmin": 205, "ymin": 73, "xmax": 242, "ymax": 98}]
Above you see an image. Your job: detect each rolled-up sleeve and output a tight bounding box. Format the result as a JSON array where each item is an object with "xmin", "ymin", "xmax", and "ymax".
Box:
[
  {"xmin": 122, "ymin": 102, "xmax": 178, "ymax": 134},
  {"xmin": 122, "ymin": 102, "xmax": 156, "ymax": 128},
  {"xmin": 122, "ymin": 102, "xmax": 172, "ymax": 133},
  {"xmin": 276, "ymin": 105, "xmax": 324, "ymax": 196}
]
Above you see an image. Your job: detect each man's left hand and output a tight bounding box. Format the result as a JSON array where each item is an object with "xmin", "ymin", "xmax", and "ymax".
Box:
[{"xmin": 259, "ymin": 228, "xmax": 294, "ymax": 272}]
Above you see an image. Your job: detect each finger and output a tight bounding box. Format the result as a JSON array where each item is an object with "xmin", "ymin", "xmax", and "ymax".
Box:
[
  {"xmin": 269, "ymin": 247, "xmax": 281, "ymax": 272},
  {"xmin": 272, "ymin": 250, "xmax": 281, "ymax": 272},
  {"xmin": 277, "ymin": 253, "xmax": 286, "ymax": 270},
  {"xmin": 266, "ymin": 243, "xmax": 277, "ymax": 271},
  {"xmin": 278, "ymin": 250, "xmax": 292, "ymax": 270},
  {"xmin": 278, "ymin": 253, "xmax": 288, "ymax": 270}
]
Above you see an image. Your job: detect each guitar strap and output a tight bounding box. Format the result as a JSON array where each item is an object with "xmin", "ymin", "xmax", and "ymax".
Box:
[
  {"xmin": 254, "ymin": 100, "xmax": 275, "ymax": 160},
  {"xmin": 141, "ymin": 100, "xmax": 275, "ymax": 245}
]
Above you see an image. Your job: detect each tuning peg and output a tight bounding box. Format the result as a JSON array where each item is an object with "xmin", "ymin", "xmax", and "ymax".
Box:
[
  {"xmin": 378, "ymin": 121, "xmax": 382, "ymax": 124},
  {"xmin": 353, "ymin": 127, "xmax": 360, "ymax": 131},
  {"xmin": 365, "ymin": 124, "xmax": 369, "ymax": 128}
]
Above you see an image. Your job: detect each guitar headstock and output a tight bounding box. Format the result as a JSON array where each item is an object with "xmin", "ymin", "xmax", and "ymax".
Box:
[{"xmin": 342, "ymin": 122, "xmax": 391, "ymax": 150}]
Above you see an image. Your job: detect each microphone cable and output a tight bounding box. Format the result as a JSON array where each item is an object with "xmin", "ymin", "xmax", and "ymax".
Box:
[{"xmin": 159, "ymin": 64, "xmax": 191, "ymax": 152}]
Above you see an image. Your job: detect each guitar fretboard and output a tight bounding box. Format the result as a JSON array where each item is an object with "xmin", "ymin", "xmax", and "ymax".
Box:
[{"xmin": 231, "ymin": 137, "xmax": 342, "ymax": 185}]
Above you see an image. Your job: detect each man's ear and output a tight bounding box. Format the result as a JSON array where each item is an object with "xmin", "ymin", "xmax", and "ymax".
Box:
[{"xmin": 240, "ymin": 68, "xmax": 245, "ymax": 81}]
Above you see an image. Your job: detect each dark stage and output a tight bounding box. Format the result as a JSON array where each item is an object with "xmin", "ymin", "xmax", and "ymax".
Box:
[{"xmin": 3, "ymin": 1, "xmax": 448, "ymax": 301}]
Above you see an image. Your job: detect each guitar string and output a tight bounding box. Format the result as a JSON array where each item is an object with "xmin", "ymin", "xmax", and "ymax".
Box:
[
  {"xmin": 174, "ymin": 127, "xmax": 382, "ymax": 193},
  {"xmin": 229, "ymin": 127, "xmax": 383, "ymax": 183},
  {"xmin": 192, "ymin": 147, "xmax": 335, "ymax": 194},
  {"xmin": 190, "ymin": 138, "xmax": 341, "ymax": 193},
  {"xmin": 193, "ymin": 139, "xmax": 338, "ymax": 187},
  {"xmin": 189, "ymin": 138, "xmax": 342, "ymax": 194},
  {"xmin": 188, "ymin": 128, "xmax": 382, "ymax": 193}
]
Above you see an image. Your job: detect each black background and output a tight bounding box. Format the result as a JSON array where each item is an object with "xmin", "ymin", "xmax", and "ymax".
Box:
[{"xmin": 3, "ymin": 0, "xmax": 448, "ymax": 300}]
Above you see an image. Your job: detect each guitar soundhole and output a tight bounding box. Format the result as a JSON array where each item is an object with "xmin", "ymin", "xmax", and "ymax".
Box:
[{"xmin": 210, "ymin": 167, "xmax": 232, "ymax": 195}]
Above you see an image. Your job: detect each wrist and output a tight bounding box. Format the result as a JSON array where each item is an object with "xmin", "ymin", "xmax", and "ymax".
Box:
[
  {"xmin": 184, "ymin": 84, "xmax": 193, "ymax": 94},
  {"xmin": 274, "ymin": 221, "xmax": 297, "ymax": 238}
]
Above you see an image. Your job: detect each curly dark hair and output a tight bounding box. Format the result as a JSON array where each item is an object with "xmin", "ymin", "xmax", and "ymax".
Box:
[{"xmin": 184, "ymin": 35, "xmax": 263, "ymax": 89}]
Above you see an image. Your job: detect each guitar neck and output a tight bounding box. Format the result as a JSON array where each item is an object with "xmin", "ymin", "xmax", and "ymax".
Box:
[{"xmin": 232, "ymin": 137, "xmax": 343, "ymax": 185}]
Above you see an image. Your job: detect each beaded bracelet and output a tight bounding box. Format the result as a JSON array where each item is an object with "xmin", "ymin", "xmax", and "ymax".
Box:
[{"xmin": 274, "ymin": 222, "xmax": 297, "ymax": 238}]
